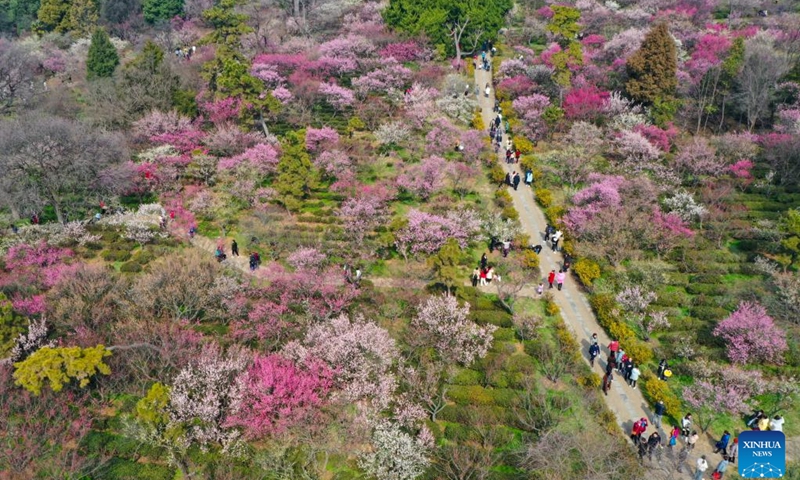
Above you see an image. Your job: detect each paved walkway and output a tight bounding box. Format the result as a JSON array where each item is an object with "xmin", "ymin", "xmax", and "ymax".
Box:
[{"xmin": 473, "ymin": 62, "xmax": 723, "ymax": 477}]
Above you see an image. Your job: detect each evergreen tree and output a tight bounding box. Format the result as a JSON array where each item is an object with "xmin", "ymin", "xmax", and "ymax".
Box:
[
  {"xmin": 62, "ymin": 0, "xmax": 97, "ymax": 35},
  {"xmin": 428, "ymin": 238, "xmax": 462, "ymax": 295},
  {"xmin": 143, "ymin": 0, "xmax": 182, "ymax": 24},
  {"xmin": 86, "ymin": 28, "xmax": 119, "ymax": 79},
  {"xmin": 274, "ymin": 130, "xmax": 318, "ymax": 211},
  {"xmin": 625, "ymin": 23, "xmax": 677, "ymax": 106},
  {"xmin": 201, "ymin": 0, "xmax": 251, "ymax": 48},
  {"xmin": 36, "ymin": 0, "xmax": 69, "ymax": 31}
]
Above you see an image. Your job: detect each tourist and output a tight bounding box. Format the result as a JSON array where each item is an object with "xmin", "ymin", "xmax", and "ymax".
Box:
[
  {"xmin": 591, "ymin": 333, "xmax": 599, "ymax": 345},
  {"xmin": 608, "ymin": 339, "xmax": 620, "ymax": 356},
  {"xmin": 647, "ymin": 431, "xmax": 662, "ymax": 460},
  {"xmin": 653, "ymin": 400, "xmax": 666, "ymax": 429},
  {"xmin": 657, "ymin": 359, "xmax": 669, "ymax": 380},
  {"xmin": 602, "ymin": 371, "xmax": 613, "ymax": 396},
  {"xmin": 231, "ymin": 239, "xmax": 239, "ymax": 256},
  {"xmin": 713, "ymin": 455, "xmax": 730, "ymax": 479},
  {"xmin": 480, "ymin": 253, "xmax": 488, "ymax": 270},
  {"xmin": 668, "ymin": 425, "xmax": 681, "ymax": 449},
  {"xmin": 555, "ymin": 269, "xmax": 565, "ymax": 291},
  {"xmin": 548, "ymin": 270, "xmax": 556, "ymax": 289},
  {"xmin": 769, "ymin": 414, "xmax": 784, "ymax": 432},
  {"xmin": 629, "ymin": 364, "xmax": 640, "ymax": 389},
  {"xmin": 589, "ymin": 342, "xmax": 600, "ymax": 367},
  {"xmin": 757, "ymin": 414, "xmax": 770, "ymax": 431},
  {"xmin": 747, "ymin": 409, "xmax": 764, "ymax": 428},
  {"xmin": 728, "ymin": 439, "xmax": 738, "ymax": 464},
  {"xmin": 687, "ymin": 430, "xmax": 699, "ymax": 451},
  {"xmin": 631, "ymin": 417, "xmax": 648, "ymax": 443},
  {"xmin": 695, "ymin": 455, "xmax": 708, "ymax": 480},
  {"xmin": 681, "ymin": 414, "xmax": 693, "ymax": 441},
  {"xmin": 472, "ymin": 267, "xmax": 480, "ymax": 287},
  {"xmin": 525, "ymin": 169, "xmax": 533, "ymax": 186},
  {"xmin": 536, "ymin": 282, "xmax": 544, "ymax": 295},
  {"xmin": 512, "ymin": 171, "xmax": 521, "ymax": 191},
  {"xmin": 713, "ymin": 430, "xmax": 731, "ymax": 455}
]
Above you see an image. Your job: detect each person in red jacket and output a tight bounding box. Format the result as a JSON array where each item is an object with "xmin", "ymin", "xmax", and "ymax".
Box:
[
  {"xmin": 548, "ymin": 270, "xmax": 556, "ymax": 289},
  {"xmin": 609, "ymin": 339, "xmax": 620, "ymax": 355}
]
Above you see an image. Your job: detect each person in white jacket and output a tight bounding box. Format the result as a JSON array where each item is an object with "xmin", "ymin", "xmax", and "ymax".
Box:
[
  {"xmin": 694, "ymin": 455, "xmax": 708, "ymax": 480},
  {"xmin": 769, "ymin": 415, "xmax": 784, "ymax": 432}
]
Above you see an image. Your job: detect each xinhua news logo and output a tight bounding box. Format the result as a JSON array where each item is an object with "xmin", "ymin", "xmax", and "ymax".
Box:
[{"xmin": 739, "ymin": 430, "xmax": 786, "ymax": 478}]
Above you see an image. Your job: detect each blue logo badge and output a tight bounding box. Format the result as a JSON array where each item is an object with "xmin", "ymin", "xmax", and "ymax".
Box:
[{"xmin": 739, "ymin": 430, "xmax": 786, "ymax": 478}]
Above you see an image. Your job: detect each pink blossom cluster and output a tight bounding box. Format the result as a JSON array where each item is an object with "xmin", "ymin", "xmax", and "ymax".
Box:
[
  {"xmin": 563, "ymin": 175, "xmax": 626, "ymax": 234},
  {"xmin": 132, "ymin": 110, "xmax": 194, "ymax": 141},
  {"xmin": 287, "ymin": 247, "xmax": 327, "ymax": 272},
  {"xmin": 337, "ymin": 193, "xmax": 389, "ymax": 245},
  {"xmin": 379, "ymin": 41, "xmax": 427, "ymax": 62},
  {"xmin": 713, "ymin": 301, "xmax": 788, "ymax": 365},
  {"xmin": 315, "ymin": 150, "xmax": 352, "ymax": 177},
  {"xmin": 284, "ymin": 314, "xmax": 399, "ymax": 407},
  {"xmin": 563, "ymin": 86, "xmax": 610, "ymax": 120},
  {"xmin": 319, "ymin": 82, "xmax": 355, "ymax": 110},
  {"xmin": 226, "ymin": 354, "xmax": 332, "ymax": 439},
  {"xmin": 395, "ymin": 208, "xmax": 481, "ymax": 256},
  {"xmin": 351, "ymin": 61, "xmax": 412, "ymax": 95},
  {"xmin": 425, "ymin": 118, "xmax": 460, "ymax": 155},
  {"xmin": 498, "ymin": 59, "xmax": 528, "ymax": 79},
  {"xmin": 305, "ymin": 126, "xmax": 340, "ymax": 152},
  {"xmin": 396, "ymin": 156, "xmax": 447, "ymax": 199},
  {"xmin": 496, "ymin": 75, "xmax": 537, "ymax": 99},
  {"xmin": 218, "ymin": 143, "xmax": 280, "ymax": 175},
  {"xmin": 633, "ymin": 123, "xmax": 677, "ymax": 152},
  {"xmin": 11, "ymin": 294, "xmax": 46, "ymax": 316},
  {"xmin": 197, "ymin": 97, "xmax": 241, "ymax": 125}
]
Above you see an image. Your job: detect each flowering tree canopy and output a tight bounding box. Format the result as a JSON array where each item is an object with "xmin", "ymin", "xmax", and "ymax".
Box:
[
  {"xmin": 412, "ymin": 295, "xmax": 496, "ymax": 365},
  {"xmin": 713, "ymin": 301, "xmax": 788, "ymax": 365}
]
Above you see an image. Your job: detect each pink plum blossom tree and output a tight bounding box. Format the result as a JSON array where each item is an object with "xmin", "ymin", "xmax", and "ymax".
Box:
[
  {"xmin": 684, "ymin": 365, "xmax": 765, "ymax": 432},
  {"xmin": 305, "ymin": 126, "xmax": 340, "ymax": 152},
  {"xmin": 283, "ymin": 314, "xmax": 398, "ymax": 408},
  {"xmin": 396, "ymin": 156, "xmax": 448, "ymax": 200},
  {"xmin": 394, "ymin": 209, "xmax": 482, "ymax": 258},
  {"xmin": 226, "ymin": 354, "xmax": 333, "ymax": 439},
  {"xmin": 713, "ymin": 301, "xmax": 788, "ymax": 365}
]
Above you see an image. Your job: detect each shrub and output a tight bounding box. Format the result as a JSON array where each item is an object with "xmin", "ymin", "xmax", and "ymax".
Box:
[
  {"xmin": 501, "ymin": 206, "xmax": 519, "ymax": 221},
  {"xmin": 653, "ymin": 289, "xmax": 689, "ymax": 308},
  {"xmin": 685, "ymin": 284, "xmax": 726, "ymax": 296},
  {"xmin": 472, "ymin": 110, "xmax": 485, "ymax": 131},
  {"xmin": 619, "ymin": 338, "xmax": 653, "ymax": 364},
  {"xmin": 448, "ymin": 385, "xmax": 495, "ymax": 405},
  {"xmin": 444, "ymin": 423, "xmax": 470, "ymax": 442},
  {"xmin": 535, "ymin": 188, "xmax": 553, "ymax": 207},
  {"xmin": 544, "ymin": 206, "xmax": 565, "ymax": 226},
  {"xmin": 690, "ymin": 306, "xmax": 728, "ymax": 322},
  {"xmin": 640, "ymin": 372, "xmax": 681, "ymax": 419},
  {"xmin": 574, "ymin": 259, "xmax": 601, "ymax": 287},
  {"xmin": 608, "ymin": 321, "xmax": 636, "ymax": 341},
  {"xmin": 120, "ymin": 262, "xmax": 143, "ymax": 273},
  {"xmin": 521, "ymin": 250, "xmax": 540, "ymax": 270},
  {"xmin": 515, "ymin": 137, "xmax": 535, "ymax": 154},
  {"xmin": 577, "ymin": 372, "xmax": 602, "ymax": 389},
  {"xmin": 102, "ymin": 250, "xmax": 132, "ymax": 262},
  {"xmin": 590, "ymin": 293, "xmax": 619, "ymax": 328},
  {"xmin": 490, "ymin": 164, "xmax": 506, "ymax": 184},
  {"xmin": 471, "ymin": 310, "xmax": 514, "ymax": 328},
  {"xmin": 494, "ymin": 189, "xmax": 513, "ymax": 207},
  {"xmin": 545, "ymin": 298, "xmax": 560, "ymax": 316},
  {"xmin": 451, "ymin": 369, "xmax": 483, "ymax": 386},
  {"xmin": 493, "ymin": 328, "xmax": 516, "ymax": 342}
]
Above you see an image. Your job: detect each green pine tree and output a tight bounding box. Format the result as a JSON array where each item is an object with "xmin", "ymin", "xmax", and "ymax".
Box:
[
  {"xmin": 142, "ymin": 0, "xmax": 183, "ymax": 24},
  {"xmin": 625, "ymin": 23, "xmax": 677, "ymax": 106},
  {"xmin": 86, "ymin": 28, "xmax": 119, "ymax": 80},
  {"xmin": 274, "ymin": 130, "xmax": 318, "ymax": 211}
]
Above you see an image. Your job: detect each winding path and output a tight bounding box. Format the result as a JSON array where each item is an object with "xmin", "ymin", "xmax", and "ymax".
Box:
[{"xmin": 473, "ymin": 60, "xmax": 720, "ymax": 476}]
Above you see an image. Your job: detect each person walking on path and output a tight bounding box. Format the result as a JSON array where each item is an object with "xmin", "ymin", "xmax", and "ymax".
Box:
[
  {"xmin": 687, "ymin": 430, "xmax": 699, "ymax": 451},
  {"xmin": 537, "ymin": 282, "xmax": 544, "ymax": 295},
  {"xmin": 472, "ymin": 267, "xmax": 480, "ymax": 287},
  {"xmin": 504, "ymin": 172, "xmax": 511, "ymax": 187},
  {"xmin": 713, "ymin": 456, "xmax": 730, "ymax": 479},
  {"xmin": 589, "ymin": 342, "xmax": 600, "ymax": 367},
  {"xmin": 548, "ymin": 270, "xmax": 556, "ymax": 289},
  {"xmin": 555, "ymin": 270, "xmax": 565, "ymax": 291},
  {"xmin": 231, "ymin": 239, "xmax": 239, "ymax": 256},
  {"xmin": 512, "ymin": 171, "xmax": 521, "ymax": 190},
  {"xmin": 629, "ymin": 364, "xmax": 641, "ymax": 388},
  {"xmin": 631, "ymin": 417, "xmax": 648, "ymax": 443},
  {"xmin": 484, "ymin": 83, "xmax": 491, "ymax": 98},
  {"xmin": 551, "ymin": 230, "xmax": 562, "ymax": 251},
  {"xmin": 624, "ymin": 356, "xmax": 634, "ymax": 382},
  {"xmin": 608, "ymin": 339, "xmax": 620, "ymax": 357},
  {"xmin": 480, "ymin": 253, "xmax": 488, "ymax": 270},
  {"xmin": 695, "ymin": 455, "xmax": 709, "ymax": 480},
  {"xmin": 681, "ymin": 414, "xmax": 693, "ymax": 441},
  {"xmin": 668, "ymin": 425, "xmax": 681, "ymax": 449},
  {"xmin": 602, "ymin": 371, "xmax": 613, "ymax": 396},
  {"xmin": 657, "ymin": 359, "xmax": 669, "ymax": 380},
  {"xmin": 647, "ymin": 431, "xmax": 662, "ymax": 461},
  {"xmin": 653, "ymin": 400, "xmax": 666, "ymax": 429},
  {"xmin": 714, "ymin": 431, "xmax": 731, "ymax": 455},
  {"xmin": 525, "ymin": 169, "xmax": 533, "ymax": 186}
]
